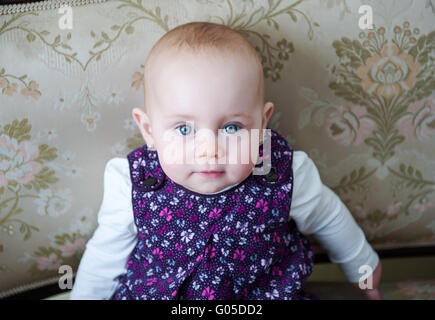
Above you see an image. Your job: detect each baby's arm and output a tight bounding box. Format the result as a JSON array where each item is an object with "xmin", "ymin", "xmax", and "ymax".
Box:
[
  {"xmin": 70, "ymin": 158, "xmax": 138, "ymax": 300},
  {"xmin": 289, "ymin": 151, "xmax": 381, "ymax": 298}
]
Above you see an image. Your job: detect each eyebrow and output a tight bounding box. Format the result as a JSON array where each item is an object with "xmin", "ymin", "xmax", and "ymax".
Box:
[{"xmin": 167, "ymin": 113, "xmax": 251, "ymax": 119}]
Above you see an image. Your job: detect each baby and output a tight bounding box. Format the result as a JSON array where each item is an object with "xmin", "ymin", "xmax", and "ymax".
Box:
[{"xmin": 71, "ymin": 22, "xmax": 382, "ymax": 300}]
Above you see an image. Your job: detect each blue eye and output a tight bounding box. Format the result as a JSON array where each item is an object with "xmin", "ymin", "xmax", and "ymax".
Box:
[
  {"xmin": 176, "ymin": 123, "xmax": 241, "ymax": 135},
  {"xmin": 223, "ymin": 124, "xmax": 241, "ymax": 134},
  {"xmin": 176, "ymin": 124, "xmax": 193, "ymax": 136}
]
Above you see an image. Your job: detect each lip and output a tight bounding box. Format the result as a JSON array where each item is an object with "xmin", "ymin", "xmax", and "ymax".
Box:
[{"xmin": 196, "ymin": 171, "xmax": 224, "ymax": 178}]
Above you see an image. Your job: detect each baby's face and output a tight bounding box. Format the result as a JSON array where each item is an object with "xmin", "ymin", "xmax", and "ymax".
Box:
[{"xmin": 134, "ymin": 50, "xmax": 273, "ymax": 194}]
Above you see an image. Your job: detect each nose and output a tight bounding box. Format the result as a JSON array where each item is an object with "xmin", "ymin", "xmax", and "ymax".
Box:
[{"xmin": 195, "ymin": 136, "xmax": 225, "ymax": 161}]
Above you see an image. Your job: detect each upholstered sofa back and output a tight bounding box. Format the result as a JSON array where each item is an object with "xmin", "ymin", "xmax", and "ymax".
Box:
[{"xmin": 0, "ymin": 0, "xmax": 434, "ymax": 297}]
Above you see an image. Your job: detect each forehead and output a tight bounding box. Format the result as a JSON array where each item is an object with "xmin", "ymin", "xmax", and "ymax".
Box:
[{"xmin": 148, "ymin": 50, "xmax": 261, "ymax": 116}]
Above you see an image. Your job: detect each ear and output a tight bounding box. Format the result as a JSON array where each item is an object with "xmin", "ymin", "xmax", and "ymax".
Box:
[
  {"xmin": 257, "ymin": 101, "xmax": 274, "ymax": 145},
  {"xmin": 132, "ymin": 107, "xmax": 154, "ymax": 147},
  {"xmin": 262, "ymin": 101, "xmax": 274, "ymax": 131}
]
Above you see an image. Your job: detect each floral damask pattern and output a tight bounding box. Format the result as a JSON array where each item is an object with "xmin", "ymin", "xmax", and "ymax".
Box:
[
  {"xmin": 0, "ymin": 0, "xmax": 434, "ymax": 297},
  {"xmin": 0, "ymin": 118, "xmax": 95, "ymax": 290},
  {"xmin": 299, "ymin": 19, "xmax": 434, "ymax": 243},
  {"xmin": 327, "ymin": 22, "xmax": 434, "ymax": 161},
  {"xmin": 0, "ymin": 119, "xmax": 58, "ymax": 240},
  {"xmin": 0, "ymin": 67, "xmax": 41, "ymax": 99},
  {"xmin": 22, "ymin": 208, "xmax": 95, "ymax": 277},
  {"xmin": 398, "ymin": 98, "xmax": 435, "ymax": 142}
]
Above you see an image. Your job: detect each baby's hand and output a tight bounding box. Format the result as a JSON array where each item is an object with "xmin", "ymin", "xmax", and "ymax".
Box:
[{"xmin": 350, "ymin": 260, "xmax": 383, "ymax": 300}]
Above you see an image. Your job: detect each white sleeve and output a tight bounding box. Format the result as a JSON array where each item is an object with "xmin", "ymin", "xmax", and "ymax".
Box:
[
  {"xmin": 70, "ymin": 158, "xmax": 138, "ymax": 300},
  {"xmin": 289, "ymin": 151, "xmax": 379, "ymax": 283}
]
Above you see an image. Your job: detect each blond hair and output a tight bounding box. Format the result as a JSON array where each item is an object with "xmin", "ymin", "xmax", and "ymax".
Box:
[{"xmin": 143, "ymin": 21, "xmax": 264, "ymax": 112}]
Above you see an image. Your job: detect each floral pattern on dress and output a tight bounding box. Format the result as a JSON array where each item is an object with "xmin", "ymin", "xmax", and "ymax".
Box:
[{"xmin": 111, "ymin": 129, "xmax": 316, "ymax": 300}]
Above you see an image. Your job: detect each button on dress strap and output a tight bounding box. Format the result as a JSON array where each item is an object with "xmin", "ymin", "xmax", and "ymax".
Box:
[
  {"xmin": 127, "ymin": 144, "xmax": 166, "ymax": 191},
  {"xmin": 253, "ymin": 129, "xmax": 293, "ymax": 187},
  {"xmin": 142, "ymin": 176, "xmax": 157, "ymax": 186},
  {"xmin": 264, "ymin": 167, "xmax": 279, "ymax": 182}
]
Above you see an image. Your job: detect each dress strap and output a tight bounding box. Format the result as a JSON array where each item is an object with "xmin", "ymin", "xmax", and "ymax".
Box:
[
  {"xmin": 127, "ymin": 145, "xmax": 167, "ymax": 192},
  {"xmin": 253, "ymin": 129, "xmax": 293, "ymax": 187}
]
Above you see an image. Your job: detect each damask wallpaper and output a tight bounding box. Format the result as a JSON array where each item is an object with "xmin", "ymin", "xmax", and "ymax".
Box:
[{"xmin": 0, "ymin": 0, "xmax": 434, "ymax": 297}]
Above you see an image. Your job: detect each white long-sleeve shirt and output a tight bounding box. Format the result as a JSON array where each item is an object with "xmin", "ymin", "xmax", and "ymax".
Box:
[{"xmin": 70, "ymin": 151, "xmax": 379, "ymax": 299}]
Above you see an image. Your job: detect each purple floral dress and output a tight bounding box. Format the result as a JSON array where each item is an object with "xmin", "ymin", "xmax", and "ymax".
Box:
[{"xmin": 111, "ymin": 129, "xmax": 317, "ymax": 300}]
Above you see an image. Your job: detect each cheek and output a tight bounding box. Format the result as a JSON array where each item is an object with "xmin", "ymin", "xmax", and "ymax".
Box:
[
  {"xmin": 224, "ymin": 135, "xmax": 259, "ymax": 166},
  {"xmin": 227, "ymin": 162, "xmax": 254, "ymax": 182},
  {"xmin": 160, "ymin": 162, "xmax": 191, "ymax": 185},
  {"xmin": 161, "ymin": 163, "xmax": 179, "ymax": 175},
  {"xmin": 236, "ymin": 136, "xmax": 260, "ymax": 166},
  {"xmin": 157, "ymin": 138, "xmax": 186, "ymax": 166},
  {"xmin": 228, "ymin": 140, "xmax": 256, "ymax": 173}
]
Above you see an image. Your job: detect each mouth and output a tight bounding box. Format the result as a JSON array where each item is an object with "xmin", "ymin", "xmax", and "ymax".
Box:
[{"xmin": 196, "ymin": 171, "xmax": 224, "ymax": 178}]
